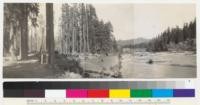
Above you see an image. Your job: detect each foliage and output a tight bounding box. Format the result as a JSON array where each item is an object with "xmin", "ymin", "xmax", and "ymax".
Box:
[
  {"xmin": 3, "ymin": 3, "xmax": 39, "ymax": 57},
  {"xmin": 146, "ymin": 19, "xmax": 196, "ymax": 52},
  {"xmin": 59, "ymin": 3, "xmax": 117, "ymax": 54}
]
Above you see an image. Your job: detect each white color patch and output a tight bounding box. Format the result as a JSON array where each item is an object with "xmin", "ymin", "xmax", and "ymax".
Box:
[{"xmin": 45, "ymin": 90, "xmax": 66, "ymax": 98}]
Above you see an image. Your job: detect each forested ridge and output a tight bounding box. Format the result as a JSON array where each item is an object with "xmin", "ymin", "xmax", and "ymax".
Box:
[
  {"xmin": 123, "ymin": 20, "xmax": 196, "ymax": 52},
  {"xmin": 147, "ymin": 19, "xmax": 196, "ymax": 52}
]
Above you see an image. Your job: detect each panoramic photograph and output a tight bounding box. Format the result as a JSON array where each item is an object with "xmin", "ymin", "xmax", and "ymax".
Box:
[{"xmin": 3, "ymin": 3, "xmax": 196, "ymax": 78}]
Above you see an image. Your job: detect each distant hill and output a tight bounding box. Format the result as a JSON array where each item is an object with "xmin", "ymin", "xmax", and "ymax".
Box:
[{"xmin": 117, "ymin": 38, "xmax": 149, "ymax": 46}]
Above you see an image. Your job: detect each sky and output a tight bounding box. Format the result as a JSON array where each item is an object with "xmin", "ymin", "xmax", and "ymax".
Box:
[
  {"xmin": 93, "ymin": 4, "xmax": 196, "ymax": 40},
  {"xmin": 51, "ymin": 3, "xmax": 195, "ymax": 40}
]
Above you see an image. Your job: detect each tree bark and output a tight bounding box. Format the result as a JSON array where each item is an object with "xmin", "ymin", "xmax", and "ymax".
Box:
[
  {"xmin": 46, "ymin": 3, "xmax": 54, "ymax": 64},
  {"xmin": 19, "ymin": 4, "xmax": 28, "ymax": 60},
  {"xmin": 86, "ymin": 5, "xmax": 90, "ymax": 53},
  {"xmin": 82, "ymin": 4, "xmax": 86, "ymax": 53}
]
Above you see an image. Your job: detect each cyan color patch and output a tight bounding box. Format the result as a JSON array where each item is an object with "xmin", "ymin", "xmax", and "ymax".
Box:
[{"xmin": 152, "ymin": 89, "xmax": 173, "ymax": 97}]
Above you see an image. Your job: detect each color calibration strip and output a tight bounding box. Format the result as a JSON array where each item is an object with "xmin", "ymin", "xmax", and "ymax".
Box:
[{"xmin": 4, "ymin": 89, "xmax": 195, "ymax": 98}]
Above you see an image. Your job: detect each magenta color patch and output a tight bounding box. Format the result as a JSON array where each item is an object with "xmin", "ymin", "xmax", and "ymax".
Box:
[{"xmin": 66, "ymin": 89, "xmax": 87, "ymax": 98}]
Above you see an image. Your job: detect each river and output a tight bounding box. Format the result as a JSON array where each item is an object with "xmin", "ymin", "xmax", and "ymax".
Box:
[
  {"xmin": 122, "ymin": 51, "xmax": 196, "ymax": 78},
  {"xmin": 80, "ymin": 51, "xmax": 196, "ymax": 78}
]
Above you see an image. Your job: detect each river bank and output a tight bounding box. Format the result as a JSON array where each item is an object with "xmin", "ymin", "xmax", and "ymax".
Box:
[{"xmin": 3, "ymin": 51, "xmax": 196, "ymax": 78}]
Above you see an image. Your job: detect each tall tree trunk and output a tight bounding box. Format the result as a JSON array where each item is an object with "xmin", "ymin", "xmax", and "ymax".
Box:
[
  {"xmin": 30, "ymin": 27, "xmax": 33, "ymax": 52},
  {"xmin": 9, "ymin": 23, "xmax": 15, "ymax": 60},
  {"xmin": 60, "ymin": 26, "xmax": 63, "ymax": 54},
  {"xmin": 19, "ymin": 4, "xmax": 28, "ymax": 60},
  {"xmin": 86, "ymin": 5, "xmax": 90, "ymax": 53},
  {"xmin": 3, "ymin": 15, "xmax": 11, "ymax": 55},
  {"xmin": 79, "ymin": 4, "xmax": 83, "ymax": 53},
  {"xmin": 46, "ymin": 3, "xmax": 54, "ymax": 64},
  {"xmin": 82, "ymin": 4, "xmax": 86, "ymax": 53},
  {"xmin": 34, "ymin": 27, "xmax": 38, "ymax": 52},
  {"xmin": 72, "ymin": 9, "xmax": 75, "ymax": 54}
]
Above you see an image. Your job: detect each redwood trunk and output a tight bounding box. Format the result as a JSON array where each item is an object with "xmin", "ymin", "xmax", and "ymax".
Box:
[
  {"xmin": 20, "ymin": 4, "xmax": 28, "ymax": 60},
  {"xmin": 46, "ymin": 3, "xmax": 54, "ymax": 64}
]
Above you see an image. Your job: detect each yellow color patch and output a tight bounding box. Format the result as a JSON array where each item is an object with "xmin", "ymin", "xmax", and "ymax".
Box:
[{"xmin": 109, "ymin": 89, "xmax": 130, "ymax": 98}]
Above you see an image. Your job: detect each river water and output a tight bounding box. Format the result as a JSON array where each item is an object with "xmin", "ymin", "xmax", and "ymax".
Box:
[
  {"xmin": 80, "ymin": 51, "xmax": 196, "ymax": 78},
  {"xmin": 121, "ymin": 51, "xmax": 196, "ymax": 78}
]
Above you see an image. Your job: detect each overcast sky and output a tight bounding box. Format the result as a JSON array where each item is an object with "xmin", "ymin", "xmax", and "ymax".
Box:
[
  {"xmin": 52, "ymin": 3, "xmax": 195, "ymax": 40},
  {"xmin": 93, "ymin": 4, "xmax": 195, "ymax": 40}
]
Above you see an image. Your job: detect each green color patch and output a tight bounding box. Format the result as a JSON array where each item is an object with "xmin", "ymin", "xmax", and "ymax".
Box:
[{"xmin": 131, "ymin": 89, "xmax": 152, "ymax": 98}]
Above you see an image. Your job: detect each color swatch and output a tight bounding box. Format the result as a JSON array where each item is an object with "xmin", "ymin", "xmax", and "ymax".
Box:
[
  {"xmin": 109, "ymin": 89, "xmax": 130, "ymax": 98},
  {"xmin": 152, "ymin": 89, "xmax": 173, "ymax": 97},
  {"xmin": 131, "ymin": 89, "xmax": 152, "ymax": 98},
  {"xmin": 87, "ymin": 89, "xmax": 109, "ymax": 98},
  {"xmin": 173, "ymin": 89, "xmax": 195, "ymax": 97},
  {"xmin": 66, "ymin": 89, "xmax": 87, "ymax": 98},
  {"xmin": 45, "ymin": 90, "xmax": 66, "ymax": 98}
]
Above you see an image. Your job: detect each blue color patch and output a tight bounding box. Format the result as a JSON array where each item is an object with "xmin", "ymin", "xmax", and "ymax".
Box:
[{"xmin": 152, "ymin": 89, "xmax": 173, "ymax": 97}]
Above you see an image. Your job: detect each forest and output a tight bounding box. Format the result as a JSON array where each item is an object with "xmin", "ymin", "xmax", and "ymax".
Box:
[
  {"xmin": 3, "ymin": 3, "xmax": 118, "ymax": 78},
  {"xmin": 4, "ymin": 3, "xmax": 40, "ymax": 60},
  {"xmin": 3, "ymin": 3, "xmax": 117, "ymax": 60},
  {"xmin": 123, "ymin": 20, "xmax": 196, "ymax": 52},
  {"xmin": 3, "ymin": 3, "xmax": 196, "ymax": 78},
  {"xmin": 146, "ymin": 19, "xmax": 196, "ymax": 52},
  {"xmin": 57, "ymin": 4, "xmax": 118, "ymax": 55}
]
